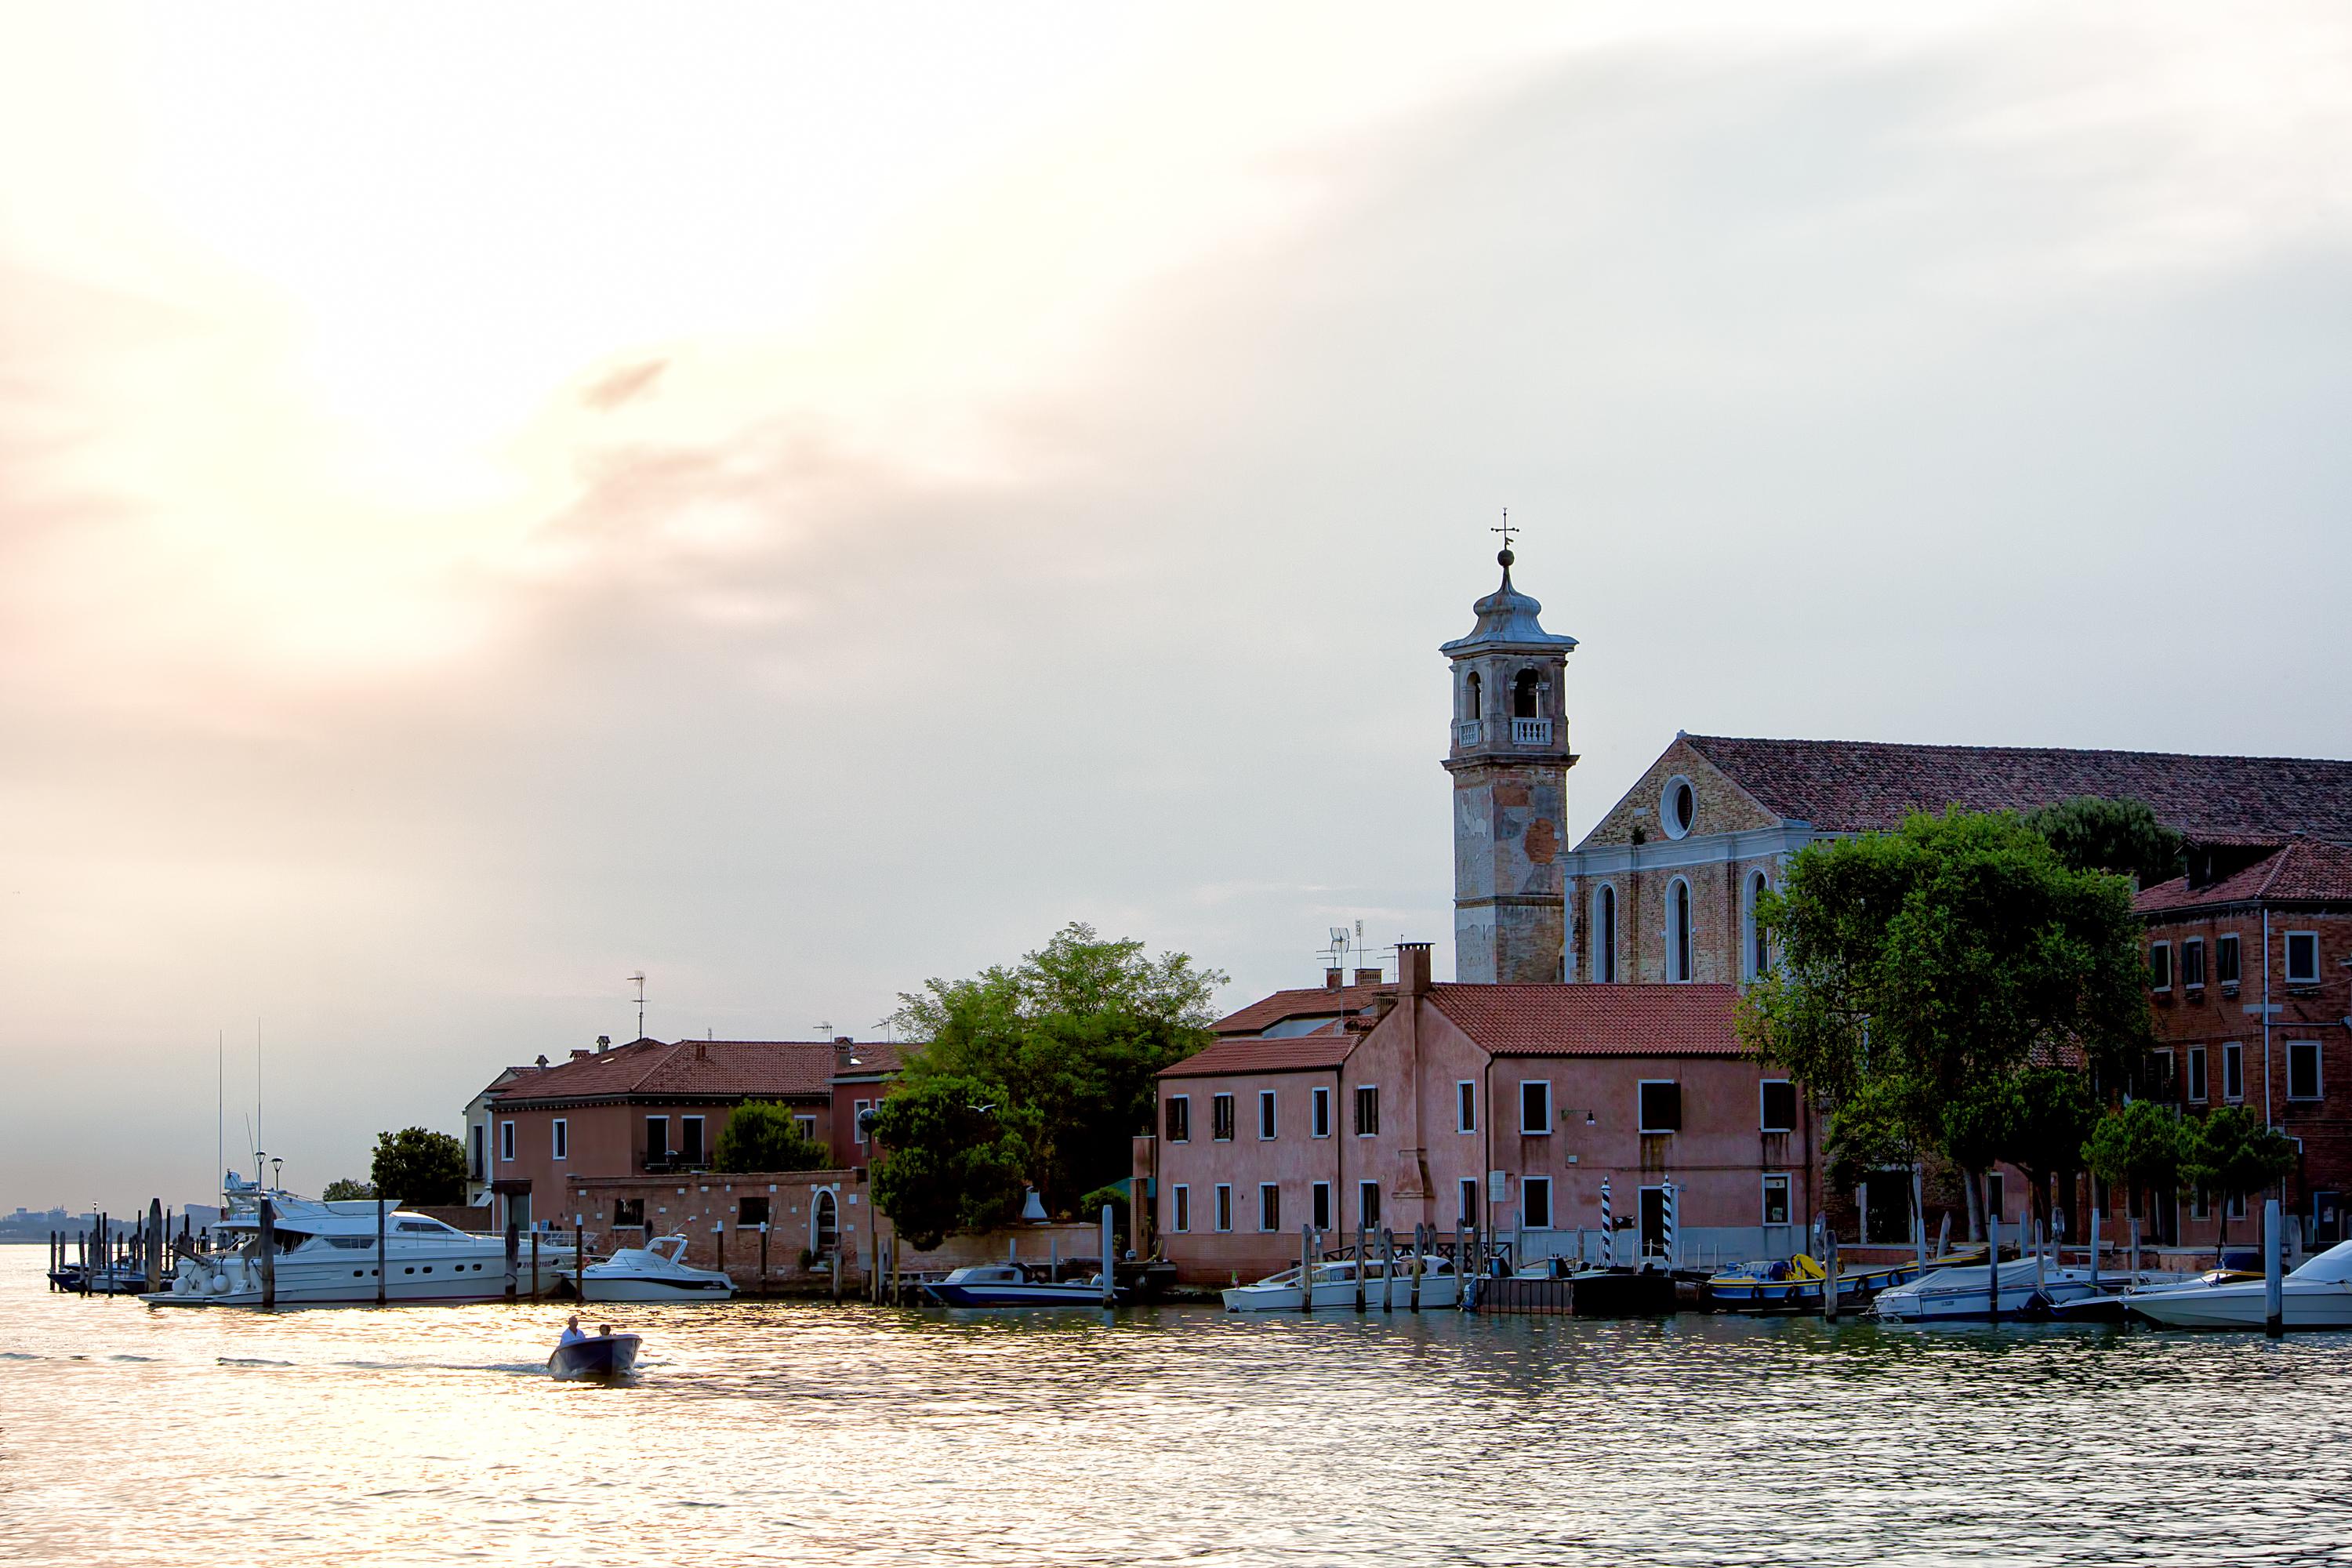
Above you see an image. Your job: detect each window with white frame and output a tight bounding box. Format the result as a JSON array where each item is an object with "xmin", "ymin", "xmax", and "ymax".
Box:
[
  {"xmin": 2285, "ymin": 931, "xmax": 2321, "ymax": 986},
  {"xmin": 794, "ymin": 1114, "xmax": 818, "ymax": 1144},
  {"xmin": 2228, "ymin": 1191, "xmax": 2248, "ymax": 1221},
  {"xmin": 1744, "ymin": 870, "xmax": 1770, "ymax": 981},
  {"xmin": 1358, "ymin": 1180, "xmax": 1381, "ymax": 1229},
  {"xmin": 1457, "ymin": 1080, "xmax": 1477, "ymax": 1134},
  {"xmin": 1984, "ymin": 1171, "xmax": 2005, "ymax": 1223},
  {"xmin": 1593, "ymin": 883, "xmax": 1618, "ymax": 983},
  {"xmin": 1311, "ymin": 1181, "xmax": 1331, "ymax": 1232},
  {"xmin": 1520, "ymin": 1080, "xmax": 1552, "ymax": 1135},
  {"xmin": 1667, "ymin": 878, "xmax": 1693, "ymax": 982},
  {"xmin": 1259, "ymin": 1183, "xmax": 1279, "ymax": 1231},
  {"xmin": 2151, "ymin": 1049, "xmax": 2176, "ymax": 1099},
  {"xmin": 1354, "ymin": 1084, "xmax": 1380, "ymax": 1136},
  {"xmin": 1638, "ymin": 1080, "xmax": 1682, "ymax": 1133},
  {"xmin": 2288, "ymin": 1040, "xmax": 2323, "ymax": 1102},
  {"xmin": 2187, "ymin": 1045, "xmax": 2209, "ymax": 1104},
  {"xmin": 1165, "ymin": 1095, "xmax": 1190, "ymax": 1142},
  {"xmin": 1522, "ymin": 1176, "xmax": 1553, "ymax": 1229},
  {"xmin": 2216, "ymin": 933, "xmax": 2241, "ymax": 985},
  {"xmin": 1311, "ymin": 1086, "xmax": 1331, "ymax": 1138},
  {"xmin": 551, "ymin": 1118, "xmax": 568, "ymax": 1160},
  {"xmin": 2183, "ymin": 938, "xmax": 2205, "ymax": 990},
  {"xmin": 1661, "ymin": 775, "xmax": 1697, "ymax": 840},
  {"xmin": 2190, "ymin": 1186, "xmax": 2210, "ymax": 1221},
  {"xmin": 1211, "ymin": 1094, "xmax": 1236, "ymax": 1142},
  {"xmin": 2149, "ymin": 941, "xmax": 2172, "ymax": 992},
  {"xmin": 853, "ymin": 1098, "xmax": 872, "ymax": 1145},
  {"xmin": 1760, "ymin": 1080, "xmax": 1796, "ymax": 1133},
  {"xmin": 1171, "ymin": 1185, "xmax": 1190, "ymax": 1232},
  {"xmin": 1762, "ymin": 1173, "xmax": 1792, "ymax": 1227},
  {"xmin": 1214, "ymin": 1184, "xmax": 1233, "ymax": 1232},
  {"xmin": 499, "ymin": 1120, "xmax": 515, "ymax": 1162},
  {"xmin": 2223, "ymin": 1042, "xmax": 2245, "ymax": 1102},
  {"xmin": 1258, "ymin": 1089, "xmax": 1278, "ymax": 1140},
  {"xmin": 680, "ymin": 1116, "xmax": 706, "ymax": 1164}
]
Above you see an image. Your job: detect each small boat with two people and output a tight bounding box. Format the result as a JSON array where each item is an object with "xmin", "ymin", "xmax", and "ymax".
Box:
[
  {"xmin": 1222, "ymin": 1254, "xmax": 1460, "ymax": 1312},
  {"xmin": 549, "ymin": 1314, "xmax": 641, "ymax": 1378},
  {"xmin": 2122, "ymin": 1240, "xmax": 2352, "ymax": 1330},
  {"xmin": 924, "ymin": 1262, "xmax": 1132, "ymax": 1307},
  {"xmin": 579, "ymin": 1234, "xmax": 736, "ymax": 1302}
]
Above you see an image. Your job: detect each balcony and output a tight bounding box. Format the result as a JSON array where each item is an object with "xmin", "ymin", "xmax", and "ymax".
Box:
[
  {"xmin": 1455, "ymin": 720, "xmax": 1483, "ymax": 746},
  {"xmin": 1511, "ymin": 717, "xmax": 1552, "ymax": 746}
]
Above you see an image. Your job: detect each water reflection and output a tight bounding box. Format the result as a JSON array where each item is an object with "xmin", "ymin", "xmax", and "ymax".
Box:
[{"xmin": 8, "ymin": 1247, "xmax": 2350, "ymax": 1566}]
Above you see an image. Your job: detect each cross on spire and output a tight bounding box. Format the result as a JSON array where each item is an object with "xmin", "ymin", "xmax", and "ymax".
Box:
[{"xmin": 1491, "ymin": 507, "xmax": 1517, "ymax": 567}]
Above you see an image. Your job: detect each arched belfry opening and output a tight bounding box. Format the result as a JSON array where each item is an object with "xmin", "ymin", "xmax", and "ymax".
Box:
[
  {"xmin": 1512, "ymin": 669, "xmax": 1541, "ymax": 718},
  {"xmin": 1464, "ymin": 670, "xmax": 1483, "ymax": 720}
]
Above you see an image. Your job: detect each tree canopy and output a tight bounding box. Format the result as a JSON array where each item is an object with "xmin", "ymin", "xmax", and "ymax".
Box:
[
  {"xmin": 368, "ymin": 1127, "xmax": 469, "ymax": 1207},
  {"xmin": 2080, "ymin": 1098, "xmax": 2183, "ymax": 1212},
  {"xmin": 2022, "ymin": 796, "xmax": 2184, "ymax": 888},
  {"xmin": 1740, "ymin": 808, "xmax": 2152, "ymax": 1196},
  {"xmin": 321, "ymin": 1177, "xmax": 376, "ymax": 1202},
  {"xmin": 2179, "ymin": 1105, "xmax": 2297, "ymax": 1243},
  {"xmin": 868, "ymin": 1074, "xmax": 1039, "ymax": 1250},
  {"xmin": 713, "ymin": 1101, "xmax": 830, "ymax": 1174},
  {"xmin": 878, "ymin": 923, "xmax": 1225, "ymax": 1236}
]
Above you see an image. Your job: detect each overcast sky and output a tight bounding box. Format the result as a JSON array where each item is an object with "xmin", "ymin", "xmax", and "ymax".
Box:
[{"xmin": 5, "ymin": 4, "xmax": 2348, "ymax": 1210}]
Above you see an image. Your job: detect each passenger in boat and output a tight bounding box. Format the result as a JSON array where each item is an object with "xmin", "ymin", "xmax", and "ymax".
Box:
[
  {"xmin": 559, "ymin": 1315, "xmax": 586, "ymax": 1346},
  {"xmin": 597, "ymin": 1323, "xmax": 613, "ymax": 1338}
]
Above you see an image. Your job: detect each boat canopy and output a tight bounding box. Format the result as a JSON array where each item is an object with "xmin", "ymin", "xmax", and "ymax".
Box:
[{"xmin": 2288, "ymin": 1240, "xmax": 2352, "ymax": 1283}]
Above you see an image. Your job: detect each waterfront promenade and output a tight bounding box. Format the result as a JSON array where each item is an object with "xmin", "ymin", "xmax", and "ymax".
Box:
[{"xmin": 9, "ymin": 1243, "xmax": 2350, "ymax": 1566}]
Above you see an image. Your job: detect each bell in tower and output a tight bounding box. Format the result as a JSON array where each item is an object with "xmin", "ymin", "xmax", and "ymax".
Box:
[{"xmin": 1440, "ymin": 534, "xmax": 1578, "ymax": 983}]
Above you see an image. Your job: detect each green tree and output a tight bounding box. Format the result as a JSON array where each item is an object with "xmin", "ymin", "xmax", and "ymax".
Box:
[
  {"xmin": 2024, "ymin": 796, "xmax": 2184, "ymax": 888},
  {"xmin": 713, "ymin": 1101, "xmax": 830, "ymax": 1173},
  {"xmin": 2180, "ymin": 1105, "xmax": 2297, "ymax": 1248},
  {"xmin": 867, "ymin": 1075, "xmax": 1039, "ymax": 1250},
  {"xmin": 889, "ymin": 922, "xmax": 1225, "ymax": 1214},
  {"xmin": 368, "ymin": 1127, "xmax": 470, "ymax": 1207},
  {"xmin": 2082, "ymin": 1099, "xmax": 2184, "ymax": 1233},
  {"xmin": 321, "ymin": 1178, "xmax": 376, "ymax": 1202},
  {"xmin": 1940, "ymin": 1065, "xmax": 2104, "ymax": 1234},
  {"xmin": 1740, "ymin": 808, "xmax": 2154, "ymax": 1223}
]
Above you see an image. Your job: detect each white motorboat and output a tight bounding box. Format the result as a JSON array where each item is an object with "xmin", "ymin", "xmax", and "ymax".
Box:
[
  {"xmin": 1222, "ymin": 1255, "xmax": 1458, "ymax": 1312},
  {"xmin": 923, "ymin": 1263, "xmax": 1131, "ymax": 1307},
  {"xmin": 2125, "ymin": 1240, "xmax": 2352, "ymax": 1330},
  {"xmin": 579, "ymin": 1235, "xmax": 736, "ymax": 1302},
  {"xmin": 1871, "ymin": 1256, "xmax": 2103, "ymax": 1323},
  {"xmin": 143, "ymin": 1196, "xmax": 573, "ymax": 1307}
]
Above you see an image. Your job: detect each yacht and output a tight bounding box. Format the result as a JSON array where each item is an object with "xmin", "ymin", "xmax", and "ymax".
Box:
[
  {"xmin": 579, "ymin": 1235, "xmax": 735, "ymax": 1302},
  {"xmin": 1222, "ymin": 1254, "xmax": 1459, "ymax": 1312},
  {"xmin": 924, "ymin": 1263, "xmax": 1131, "ymax": 1307},
  {"xmin": 2125, "ymin": 1241, "xmax": 2352, "ymax": 1330},
  {"xmin": 144, "ymin": 1196, "xmax": 573, "ymax": 1306}
]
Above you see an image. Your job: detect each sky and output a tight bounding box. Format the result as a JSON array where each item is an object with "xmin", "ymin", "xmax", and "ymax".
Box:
[{"xmin": 5, "ymin": 3, "xmax": 2348, "ymax": 1210}]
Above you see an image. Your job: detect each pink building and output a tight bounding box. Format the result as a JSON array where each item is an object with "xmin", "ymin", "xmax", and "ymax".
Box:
[{"xmin": 1145, "ymin": 944, "xmax": 1816, "ymax": 1283}]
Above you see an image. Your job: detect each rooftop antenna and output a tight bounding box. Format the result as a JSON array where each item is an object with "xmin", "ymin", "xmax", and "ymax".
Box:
[{"xmin": 628, "ymin": 972, "xmax": 647, "ymax": 1040}]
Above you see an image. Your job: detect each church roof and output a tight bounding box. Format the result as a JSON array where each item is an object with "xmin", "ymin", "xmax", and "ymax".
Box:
[
  {"xmin": 1439, "ymin": 550, "xmax": 1577, "ymax": 656},
  {"xmin": 1682, "ymin": 735, "xmax": 2352, "ymax": 844}
]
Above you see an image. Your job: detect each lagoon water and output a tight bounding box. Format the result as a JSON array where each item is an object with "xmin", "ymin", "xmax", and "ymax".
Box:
[{"xmin": 6, "ymin": 1246, "xmax": 2350, "ymax": 1567}]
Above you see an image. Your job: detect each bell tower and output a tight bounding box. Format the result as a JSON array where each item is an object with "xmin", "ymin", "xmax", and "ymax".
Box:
[{"xmin": 1441, "ymin": 534, "xmax": 1577, "ymax": 983}]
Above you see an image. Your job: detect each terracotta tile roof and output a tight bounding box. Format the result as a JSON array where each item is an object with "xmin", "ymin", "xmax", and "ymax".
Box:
[
  {"xmin": 1683, "ymin": 735, "xmax": 2352, "ymax": 843},
  {"xmin": 2136, "ymin": 838, "xmax": 2352, "ymax": 915},
  {"xmin": 1428, "ymin": 983, "xmax": 1744, "ymax": 1056},
  {"xmin": 831, "ymin": 1040, "xmax": 904, "ymax": 1079},
  {"xmin": 1213, "ymin": 983, "xmax": 1392, "ymax": 1036},
  {"xmin": 491, "ymin": 1037, "xmax": 839, "ymax": 1105},
  {"xmin": 1160, "ymin": 1033, "xmax": 1357, "ymax": 1079}
]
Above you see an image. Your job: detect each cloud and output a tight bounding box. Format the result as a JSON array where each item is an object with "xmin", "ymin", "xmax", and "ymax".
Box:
[{"xmin": 579, "ymin": 358, "xmax": 668, "ymax": 412}]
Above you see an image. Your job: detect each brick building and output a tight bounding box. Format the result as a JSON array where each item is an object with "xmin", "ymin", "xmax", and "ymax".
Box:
[{"xmin": 478, "ymin": 1035, "xmax": 902, "ymax": 1229}]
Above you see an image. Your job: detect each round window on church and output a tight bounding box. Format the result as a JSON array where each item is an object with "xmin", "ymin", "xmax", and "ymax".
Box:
[{"xmin": 1662, "ymin": 776, "xmax": 1697, "ymax": 840}]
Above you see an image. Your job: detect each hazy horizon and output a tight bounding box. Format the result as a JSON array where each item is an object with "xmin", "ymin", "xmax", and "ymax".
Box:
[{"xmin": 6, "ymin": 3, "xmax": 2349, "ymax": 1210}]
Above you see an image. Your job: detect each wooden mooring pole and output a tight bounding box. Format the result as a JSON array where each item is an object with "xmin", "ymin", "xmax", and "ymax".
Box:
[
  {"xmin": 147, "ymin": 1199, "xmax": 163, "ymax": 1293},
  {"xmin": 575, "ymin": 1221, "xmax": 586, "ymax": 1301},
  {"xmin": 503, "ymin": 1213, "xmax": 520, "ymax": 1305},
  {"xmin": 2264, "ymin": 1198, "xmax": 2285, "ymax": 1338},
  {"xmin": 1987, "ymin": 1214, "xmax": 2001, "ymax": 1325},
  {"xmin": 259, "ymin": 1198, "xmax": 278, "ymax": 1311},
  {"xmin": 1300, "ymin": 1225, "xmax": 1314, "ymax": 1315},
  {"xmin": 376, "ymin": 1199, "xmax": 387, "ymax": 1307}
]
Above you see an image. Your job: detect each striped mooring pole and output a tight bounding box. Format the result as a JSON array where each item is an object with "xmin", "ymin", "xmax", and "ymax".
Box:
[
  {"xmin": 1661, "ymin": 1180, "xmax": 1678, "ymax": 1269},
  {"xmin": 1599, "ymin": 1177, "xmax": 1613, "ymax": 1269}
]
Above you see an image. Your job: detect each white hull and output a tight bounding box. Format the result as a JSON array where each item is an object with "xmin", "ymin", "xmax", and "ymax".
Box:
[
  {"xmin": 1873, "ymin": 1261, "xmax": 2096, "ymax": 1322},
  {"xmin": 579, "ymin": 1236, "xmax": 736, "ymax": 1303},
  {"xmin": 1225, "ymin": 1265, "xmax": 1459, "ymax": 1313},
  {"xmin": 2129, "ymin": 1282, "xmax": 2352, "ymax": 1330},
  {"xmin": 579, "ymin": 1276, "xmax": 735, "ymax": 1303},
  {"xmin": 149, "ymin": 1240, "xmax": 574, "ymax": 1307}
]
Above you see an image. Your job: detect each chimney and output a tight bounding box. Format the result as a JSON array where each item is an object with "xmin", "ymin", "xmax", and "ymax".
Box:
[
  {"xmin": 596, "ymin": 1035, "xmax": 611, "ymax": 1052},
  {"xmin": 1324, "ymin": 967, "xmax": 1345, "ymax": 989},
  {"xmin": 1355, "ymin": 967, "xmax": 1383, "ymax": 986},
  {"xmin": 1399, "ymin": 941, "xmax": 1432, "ymax": 996},
  {"xmin": 535, "ymin": 1054, "xmax": 549, "ymax": 1067},
  {"xmin": 834, "ymin": 1035, "xmax": 855, "ymax": 1045},
  {"xmin": 570, "ymin": 1048, "xmax": 592, "ymax": 1061},
  {"xmin": 695, "ymin": 1041, "xmax": 708, "ymax": 1061}
]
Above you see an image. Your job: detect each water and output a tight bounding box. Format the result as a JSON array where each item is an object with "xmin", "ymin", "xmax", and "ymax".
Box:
[{"xmin": 6, "ymin": 1246, "xmax": 2350, "ymax": 1567}]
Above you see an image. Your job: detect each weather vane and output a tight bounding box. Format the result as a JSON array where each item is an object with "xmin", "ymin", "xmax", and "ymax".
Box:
[{"xmin": 1491, "ymin": 507, "xmax": 1517, "ymax": 561}]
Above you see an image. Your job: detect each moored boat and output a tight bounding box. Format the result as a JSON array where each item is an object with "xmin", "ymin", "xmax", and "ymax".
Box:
[
  {"xmin": 142, "ymin": 1196, "xmax": 572, "ymax": 1307},
  {"xmin": 579, "ymin": 1235, "xmax": 735, "ymax": 1302},
  {"xmin": 1871, "ymin": 1255, "xmax": 2110, "ymax": 1323},
  {"xmin": 1222, "ymin": 1255, "xmax": 1458, "ymax": 1312},
  {"xmin": 2124, "ymin": 1240, "xmax": 2352, "ymax": 1330},
  {"xmin": 925, "ymin": 1263, "xmax": 1131, "ymax": 1307}
]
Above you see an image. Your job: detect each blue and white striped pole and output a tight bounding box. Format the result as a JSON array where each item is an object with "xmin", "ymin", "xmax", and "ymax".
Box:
[
  {"xmin": 1599, "ymin": 1177, "xmax": 1613, "ymax": 1268},
  {"xmin": 1661, "ymin": 1180, "xmax": 1678, "ymax": 1270}
]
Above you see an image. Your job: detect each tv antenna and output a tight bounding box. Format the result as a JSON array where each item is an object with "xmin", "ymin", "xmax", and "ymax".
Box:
[{"xmin": 628, "ymin": 972, "xmax": 647, "ymax": 1040}]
